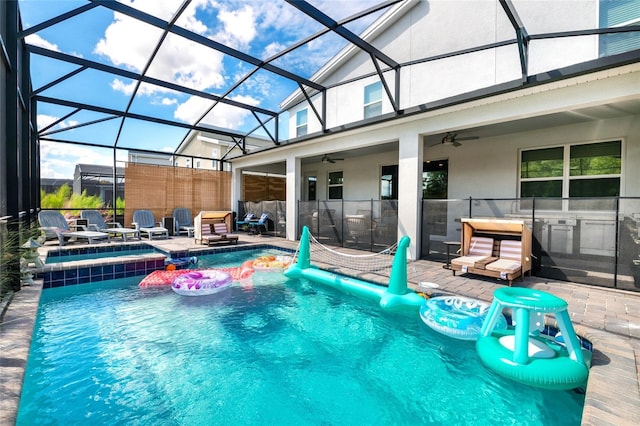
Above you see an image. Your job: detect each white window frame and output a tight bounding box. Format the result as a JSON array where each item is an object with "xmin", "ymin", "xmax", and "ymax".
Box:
[
  {"xmin": 519, "ymin": 139, "xmax": 623, "ymax": 210},
  {"xmin": 364, "ymin": 81, "xmax": 382, "ymax": 119},
  {"xmin": 296, "ymin": 109, "xmax": 308, "ymax": 137}
]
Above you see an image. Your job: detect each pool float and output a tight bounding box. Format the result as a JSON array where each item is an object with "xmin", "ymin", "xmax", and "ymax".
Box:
[
  {"xmin": 165, "ymin": 256, "xmax": 198, "ymax": 270},
  {"xmin": 139, "ymin": 261, "xmax": 254, "ymax": 288},
  {"xmin": 252, "ymin": 255, "xmax": 292, "ymax": 272},
  {"xmin": 476, "ymin": 287, "xmax": 591, "ymax": 390},
  {"xmin": 419, "ymin": 296, "xmax": 507, "ymax": 341},
  {"xmin": 172, "ymin": 269, "xmax": 233, "ymax": 296}
]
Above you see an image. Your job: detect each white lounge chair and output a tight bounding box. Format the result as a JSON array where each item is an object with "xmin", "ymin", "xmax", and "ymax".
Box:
[
  {"xmin": 173, "ymin": 208, "xmax": 195, "ymax": 237},
  {"xmin": 132, "ymin": 210, "xmax": 169, "ymax": 240},
  {"xmin": 38, "ymin": 210, "xmax": 110, "ymax": 246},
  {"xmin": 81, "ymin": 210, "xmax": 140, "ymax": 242}
]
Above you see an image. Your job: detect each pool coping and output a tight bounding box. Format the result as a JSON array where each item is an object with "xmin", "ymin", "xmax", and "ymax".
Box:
[{"xmin": 2, "ymin": 240, "xmax": 639, "ymax": 425}]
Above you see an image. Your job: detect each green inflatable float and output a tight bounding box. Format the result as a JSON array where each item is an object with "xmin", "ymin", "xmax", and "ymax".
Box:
[
  {"xmin": 476, "ymin": 287, "xmax": 591, "ymax": 390},
  {"xmin": 284, "ymin": 226, "xmax": 425, "ymax": 310}
]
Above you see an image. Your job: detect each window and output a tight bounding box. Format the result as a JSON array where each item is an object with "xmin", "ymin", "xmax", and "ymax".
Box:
[
  {"xmin": 296, "ymin": 109, "xmax": 308, "ymax": 137},
  {"xmin": 599, "ymin": 0, "xmax": 640, "ymax": 56},
  {"xmin": 328, "ymin": 171, "xmax": 343, "ymax": 200},
  {"xmin": 520, "ymin": 141, "xmax": 621, "ymax": 202},
  {"xmin": 307, "ymin": 175, "xmax": 317, "ymax": 201},
  {"xmin": 364, "ymin": 81, "xmax": 382, "ymax": 119},
  {"xmin": 423, "ymin": 160, "xmax": 449, "ymax": 199},
  {"xmin": 380, "ymin": 165, "xmax": 398, "ymax": 200}
]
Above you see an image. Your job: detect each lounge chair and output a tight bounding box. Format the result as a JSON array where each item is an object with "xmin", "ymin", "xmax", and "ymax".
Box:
[
  {"xmin": 485, "ymin": 240, "xmax": 524, "ymax": 285},
  {"xmin": 81, "ymin": 210, "xmax": 140, "ymax": 242},
  {"xmin": 345, "ymin": 214, "xmax": 370, "ymax": 242},
  {"xmin": 451, "ymin": 236, "xmax": 494, "ymax": 273},
  {"xmin": 213, "ymin": 222, "xmax": 239, "ymax": 243},
  {"xmin": 248, "ymin": 213, "xmax": 269, "ymax": 235},
  {"xmin": 173, "ymin": 208, "xmax": 195, "ymax": 237},
  {"xmin": 199, "ymin": 222, "xmax": 238, "ymax": 245},
  {"xmin": 132, "ymin": 210, "xmax": 169, "ymax": 240},
  {"xmin": 236, "ymin": 212, "xmax": 255, "ymax": 232},
  {"xmin": 38, "ymin": 210, "xmax": 110, "ymax": 246}
]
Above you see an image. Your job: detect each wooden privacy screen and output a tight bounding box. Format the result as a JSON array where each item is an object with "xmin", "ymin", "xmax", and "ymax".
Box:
[
  {"xmin": 124, "ymin": 164, "xmax": 231, "ymax": 226},
  {"xmin": 243, "ymin": 174, "xmax": 286, "ymax": 202}
]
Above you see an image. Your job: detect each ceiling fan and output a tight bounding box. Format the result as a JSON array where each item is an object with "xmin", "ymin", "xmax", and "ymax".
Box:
[
  {"xmin": 321, "ymin": 154, "xmax": 344, "ymax": 164},
  {"xmin": 430, "ymin": 132, "xmax": 479, "ymax": 147}
]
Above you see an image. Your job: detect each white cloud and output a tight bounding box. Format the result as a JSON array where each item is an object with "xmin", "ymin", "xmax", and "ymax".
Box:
[
  {"xmin": 215, "ymin": 5, "xmax": 257, "ymax": 48},
  {"xmin": 37, "ymin": 114, "xmax": 78, "ymax": 132},
  {"xmin": 25, "ymin": 34, "xmax": 60, "ymax": 52},
  {"xmin": 263, "ymin": 41, "xmax": 286, "ymax": 60},
  {"xmin": 161, "ymin": 98, "xmax": 178, "ymax": 106},
  {"xmin": 96, "ymin": 0, "xmax": 225, "ymax": 95},
  {"xmin": 40, "ymin": 141, "xmax": 114, "ymax": 179},
  {"xmin": 174, "ymin": 94, "xmax": 259, "ymax": 130}
]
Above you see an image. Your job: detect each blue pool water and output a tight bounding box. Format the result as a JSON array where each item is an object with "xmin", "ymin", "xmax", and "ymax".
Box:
[{"xmin": 18, "ymin": 250, "xmax": 584, "ymax": 425}]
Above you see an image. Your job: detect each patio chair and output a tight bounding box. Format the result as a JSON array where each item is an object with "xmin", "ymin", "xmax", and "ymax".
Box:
[
  {"xmin": 248, "ymin": 213, "xmax": 269, "ymax": 235},
  {"xmin": 132, "ymin": 210, "xmax": 169, "ymax": 240},
  {"xmin": 485, "ymin": 240, "xmax": 524, "ymax": 285},
  {"xmin": 345, "ymin": 214, "xmax": 370, "ymax": 242},
  {"xmin": 451, "ymin": 236, "xmax": 495, "ymax": 271},
  {"xmin": 173, "ymin": 208, "xmax": 195, "ymax": 237},
  {"xmin": 38, "ymin": 210, "xmax": 110, "ymax": 246},
  {"xmin": 199, "ymin": 222, "xmax": 238, "ymax": 246},
  {"xmin": 81, "ymin": 210, "xmax": 140, "ymax": 242},
  {"xmin": 236, "ymin": 212, "xmax": 256, "ymax": 231},
  {"xmin": 213, "ymin": 222, "xmax": 239, "ymax": 243}
]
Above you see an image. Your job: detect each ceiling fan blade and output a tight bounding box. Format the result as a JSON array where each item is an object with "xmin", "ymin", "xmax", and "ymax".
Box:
[
  {"xmin": 456, "ymin": 136, "xmax": 479, "ymax": 141},
  {"xmin": 452, "ymin": 140, "xmax": 462, "ymax": 147}
]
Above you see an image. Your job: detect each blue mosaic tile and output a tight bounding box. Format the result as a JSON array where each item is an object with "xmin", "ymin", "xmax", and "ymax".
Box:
[
  {"xmin": 78, "ymin": 275, "xmax": 91, "ymax": 284},
  {"xmin": 52, "ymin": 270, "xmax": 64, "ymax": 281},
  {"xmin": 51, "ymin": 280, "xmax": 65, "ymax": 288},
  {"xmin": 91, "ymin": 266, "xmax": 102, "ymax": 277},
  {"xmin": 115, "ymin": 264, "xmax": 125, "ymax": 273}
]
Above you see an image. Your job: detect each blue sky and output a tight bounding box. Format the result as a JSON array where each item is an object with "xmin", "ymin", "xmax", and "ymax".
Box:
[{"xmin": 18, "ymin": 0, "xmax": 383, "ymax": 178}]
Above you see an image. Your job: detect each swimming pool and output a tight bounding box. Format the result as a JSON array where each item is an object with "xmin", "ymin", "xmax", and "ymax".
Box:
[{"xmin": 17, "ymin": 249, "xmax": 585, "ymax": 425}]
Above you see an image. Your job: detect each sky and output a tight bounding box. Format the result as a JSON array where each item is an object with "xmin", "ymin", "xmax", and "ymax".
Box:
[{"xmin": 18, "ymin": 0, "xmax": 384, "ymax": 179}]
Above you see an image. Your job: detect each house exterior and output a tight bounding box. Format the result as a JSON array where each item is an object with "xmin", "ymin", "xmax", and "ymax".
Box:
[
  {"xmin": 229, "ymin": 0, "xmax": 640, "ymax": 289},
  {"xmin": 73, "ymin": 164, "xmax": 124, "ymax": 205}
]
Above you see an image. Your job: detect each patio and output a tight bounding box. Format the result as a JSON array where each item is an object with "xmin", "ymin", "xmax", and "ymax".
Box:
[{"xmin": 1, "ymin": 232, "xmax": 639, "ymax": 425}]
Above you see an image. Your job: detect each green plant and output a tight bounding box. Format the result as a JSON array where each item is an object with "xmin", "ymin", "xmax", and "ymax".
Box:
[
  {"xmin": 0, "ymin": 219, "xmax": 21, "ymax": 295},
  {"xmin": 40, "ymin": 184, "xmax": 116, "ymax": 217},
  {"xmin": 1, "ymin": 216, "xmax": 44, "ymax": 296}
]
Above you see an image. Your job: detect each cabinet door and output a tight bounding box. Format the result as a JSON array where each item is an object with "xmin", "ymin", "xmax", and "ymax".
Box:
[{"xmin": 580, "ymin": 220, "xmax": 615, "ymax": 256}]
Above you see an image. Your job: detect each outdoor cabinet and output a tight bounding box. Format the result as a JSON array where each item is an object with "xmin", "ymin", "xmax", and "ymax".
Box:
[{"xmin": 162, "ymin": 217, "xmax": 174, "ymax": 236}]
